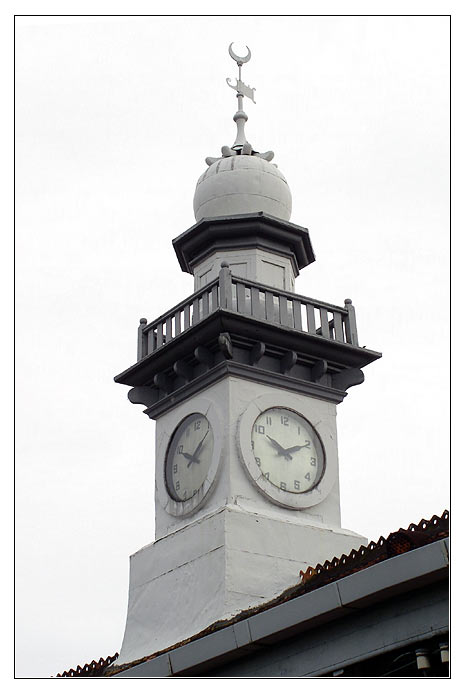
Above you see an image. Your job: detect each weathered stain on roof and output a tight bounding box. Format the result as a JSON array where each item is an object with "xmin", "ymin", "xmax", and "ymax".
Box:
[{"xmin": 57, "ymin": 510, "xmax": 449, "ymax": 678}]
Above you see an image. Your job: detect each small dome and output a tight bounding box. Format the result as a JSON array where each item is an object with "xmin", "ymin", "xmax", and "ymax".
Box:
[{"xmin": 193, "ymin": 155, "xmax": 292, "ymax": 222}]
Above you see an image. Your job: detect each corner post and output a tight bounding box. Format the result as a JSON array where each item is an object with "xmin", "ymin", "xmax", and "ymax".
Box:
[
  {"xmin": 219, "ymin": 261, "xmax": 233, "ymax": 309},
  {"xmin": 137, "ymin": 318, "xmax": 148, "ymax": 361},
  {"xmin": 344, "ymin": 299, "xmax": 359, "ymax": 346}
]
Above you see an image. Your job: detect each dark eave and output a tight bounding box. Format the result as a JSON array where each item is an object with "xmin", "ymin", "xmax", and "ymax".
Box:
[{"xmin": 172, "ymin": 212, "xmax": 315, "ymax": 276}]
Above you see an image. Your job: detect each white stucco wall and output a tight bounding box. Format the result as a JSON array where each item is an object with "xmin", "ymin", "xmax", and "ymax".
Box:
[
  {"xmin": 116, "ymin": 505, "xmax": 365, "ymax": 666},
  {"xmin": 115, "ymin": 376, "xmax": 366, "ymax": 666}
]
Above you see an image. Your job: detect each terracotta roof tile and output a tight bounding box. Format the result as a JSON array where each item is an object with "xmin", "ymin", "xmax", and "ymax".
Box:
[
  {"xmin": 299, "ymin": 510, "xmax": 449, "ymax": 588},
  {"xmin": 56, "ymin": 653, "xmax": 118, "ymax": 678}
]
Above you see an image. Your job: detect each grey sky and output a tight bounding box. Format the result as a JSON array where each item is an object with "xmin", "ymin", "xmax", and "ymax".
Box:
[{"xmin": 15, "ymin": 15, "xmax": 449, "ymax": 678}]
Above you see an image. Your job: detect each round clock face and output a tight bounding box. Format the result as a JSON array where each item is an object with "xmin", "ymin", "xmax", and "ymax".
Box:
[
  {"xmin": 165, "ymin": 413, "xmax": 214, "ymax": 502},
  {"xmin": 251, "ymin": 407, "xmax": 325, "ymax": 494}
]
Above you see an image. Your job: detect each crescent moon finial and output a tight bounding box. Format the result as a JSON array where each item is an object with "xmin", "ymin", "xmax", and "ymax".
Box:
[{"xmin": 228, "ymin": 42, "xmax": 251, "ymax": 66}]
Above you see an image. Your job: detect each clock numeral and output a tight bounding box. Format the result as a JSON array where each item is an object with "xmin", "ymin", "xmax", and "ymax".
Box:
[
  {"xmin": 298, "ymin": 426, "xmax": 301, "ymax": 435},
  {"xmin": 254, "ymin": 424, "xmax": 265, "ymax": 434},
  {"xmin": 177, "ymin": 445, "xmax": 183, "ymax": 454},
  {"xmin": 255, "ymin": 456, "xmax": 261, "ymax": 466},
  {"xmin": 305, "ymin": 472, "xmax": 311, "ymax": 481},
  {"xmin": 251, "ymin": 440, "xmax": 255, "ymax": 450},
  {"xmin": 264, "ymin": 472, "xmax": 270, "ymax": 480},
  {"xmin": 310, "ymin": 457, "xmax": 317, "ymax": 466},
  {"xmin": 280, "ymin": 415, "xmax": 289, "ymax": 426},
  {"xmin": 175, "ymin": 481, "xmax": 180, "ymax": 491},
  {"xmin": 173, "ymin": 464, "xmax": 178, "ymax": 474},
  {"xmin": 280, "ymin": 481, "xmax": 287, "ymax": 490},
  {"xmin": 194, "ymin": 419, "xmax": 201, "ymax": 431},
  {"xmin": 294, "ymin": 480, "xmax": 300, "ymax": 490},
  {"xmin": 266, "ymin": 416, "xmax": 272, "ymax": 425},
  {"xmin": 305, "ymin": 440, "xmax": 311, "ymax": 447},
  {"xmin": 183, "ymin": 490, "xmax": 187, "ymax": 500}
]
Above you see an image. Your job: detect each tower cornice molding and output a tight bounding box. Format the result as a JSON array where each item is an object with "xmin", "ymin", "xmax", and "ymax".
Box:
[{"xmin": 172, "ymin": 213, "xmax": 315, "ymax": 277}]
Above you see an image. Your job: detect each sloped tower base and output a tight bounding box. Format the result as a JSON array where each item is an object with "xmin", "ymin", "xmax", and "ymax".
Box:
[{"xmin": 116, "ymin": 506, "xmax": 366, "ymax": 666}]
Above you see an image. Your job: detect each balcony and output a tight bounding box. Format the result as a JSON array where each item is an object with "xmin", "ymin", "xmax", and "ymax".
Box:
[{"xmin": 136, "ymin": 263, "xmax": 360, "ymax": 362}]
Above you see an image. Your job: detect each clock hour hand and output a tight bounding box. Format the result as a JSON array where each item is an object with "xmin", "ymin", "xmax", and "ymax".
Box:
[
  {"xmin": 181, "ymin": 451, "xmax": 200, "ymax": 467},
  {"xmin": 266, "ymin": 435, "xmax": 292, "ymax": 460}
]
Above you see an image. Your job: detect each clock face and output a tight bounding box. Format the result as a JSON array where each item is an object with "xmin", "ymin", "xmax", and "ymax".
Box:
[
  {"xmin": 165, "ymin": 413, "xmax": 214, "ymax": 502},
  {"xmin": 251, "ymin": 407, "xmax": 325, "ymax": 494}
]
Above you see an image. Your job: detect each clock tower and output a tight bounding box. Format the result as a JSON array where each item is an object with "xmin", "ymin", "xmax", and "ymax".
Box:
[{"xmin": 114, "ymin": 44, "xmax": 381, "ymax": 667}]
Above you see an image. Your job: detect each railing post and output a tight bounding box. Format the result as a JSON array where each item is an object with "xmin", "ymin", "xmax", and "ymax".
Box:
[
  {"xmin": 344, "ymin": 299, "xmax": 359, "ymax": 346},
  {"xmin": 137, "ymin": 318, "xmax": 148, "ymax": 361},
  {"xmin": 219, "ymin": 261, "xmax": 233, "ymax": 309}
]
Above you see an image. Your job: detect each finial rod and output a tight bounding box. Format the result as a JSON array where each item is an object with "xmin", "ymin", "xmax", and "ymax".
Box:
[{"xmin": 226, "ymin": 43, "xmax": 256, "ymax": 150}]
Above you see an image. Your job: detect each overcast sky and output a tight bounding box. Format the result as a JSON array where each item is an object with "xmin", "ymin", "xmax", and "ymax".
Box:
[{"xmin": 15, "ymin": 15, "xmax": 450, "ymax": 678}]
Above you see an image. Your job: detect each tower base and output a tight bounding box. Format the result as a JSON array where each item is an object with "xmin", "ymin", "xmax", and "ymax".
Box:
[{"xmin": 115, "ymin": 504, "xmax": 366, "ymax": 666}]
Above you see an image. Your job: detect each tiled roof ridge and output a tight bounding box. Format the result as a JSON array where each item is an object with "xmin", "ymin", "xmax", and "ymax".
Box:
[
  {"xmin": 58, "ymin": 509, "xmax": 449, "ymax": 677},
  {"xmin": 55, "ymin": 652, "xmax": 118, "ymax": 678},
  {"xmin": 299, "ymin": 509, "xmax": 449, "ymax": 586}
]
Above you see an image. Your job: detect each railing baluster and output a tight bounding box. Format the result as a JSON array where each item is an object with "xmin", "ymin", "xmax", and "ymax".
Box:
[
  {"xmin": 333, "ymin": 311, "xmax": 344, "ymax": 342},
  {"xmin": 147, "ymin": 328, "xmax": 155, "ymax": 354},
  {"xmin": 292, "ymin": 300, "xmax": 302, "ymax": 330},
  {"xmin": 306, "ymin": 303, "xmax": 316, "ymax": 334},
  {"xmin": 236, "ymin": 281, "xmax": 246, "ymax": 314},
  {"xmin": 211, "ymin": 285, "xmax": 218, "ymax": 311},
  {"xmin": 264, "ymin": 290, "xmax": 273, "ymax": 321},
  {"xmin": 192, "ymin": 298, "xmax": 200, "ymax": 325},
  {"xmin": 184, "ymin": 304, "xmax": 190, "ymax": 330},
  {"xmin": 279, "ymin": 295, "xmax": 291, "ymax": 326},
  {"xmin": 319, "ymin": 308, "xmax": 330, "ymax": 338},
  {"xmin": 165, "ymin": 317, "xmax": 172, "ymax": 343},
  {"xmin": 174, "ymin": 311, "xmax": 181, "ymax": 336},
  {"xmin": 156, "ymin": 324, "xmax": 164, "ymax": 348},
  {"xmin": 202, "ymin": 290, "xmax": 209, "ymax": 319},
  {"xmin": 329, "ymin": 317, "xmax": 335, "ymax": 340},
  {"xmin": 251, "ymin": 286, "xmax": 262, "ymax": 319}
]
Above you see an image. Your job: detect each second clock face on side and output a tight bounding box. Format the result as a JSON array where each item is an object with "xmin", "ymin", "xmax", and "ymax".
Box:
[
  {"xmin": 165, "ymin": 413, "xmax": 214, "ymax": 502},
  {"xmin": 251, "ymin": 407, "xmax": 325, "ymax": 493}
]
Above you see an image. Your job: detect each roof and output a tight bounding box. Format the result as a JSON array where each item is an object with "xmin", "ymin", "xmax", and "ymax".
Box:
[
  {"xmin": 56, "ymin": 509, "xmax": 448, "ymax": 677},
  {"xmin": 56, "ymin": 653, "xmax": 118, "ymax": 678}
]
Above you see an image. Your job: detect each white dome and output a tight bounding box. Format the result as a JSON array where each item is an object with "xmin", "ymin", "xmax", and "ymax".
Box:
[{"xmin": 193, "ymin": 155, "xmax": 292, "ymax": 222}]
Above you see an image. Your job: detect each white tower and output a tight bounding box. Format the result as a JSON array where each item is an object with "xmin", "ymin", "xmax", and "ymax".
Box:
[{"xmin": 114, "ymin": 44, "xmax": 381, "ymax": 667}]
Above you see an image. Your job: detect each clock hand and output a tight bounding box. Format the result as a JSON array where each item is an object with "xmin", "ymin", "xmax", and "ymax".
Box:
[
  {"xmin": 266, "ymin": 435, "xmax": 292, "ymax": 460},
  {"xmin": 284, "ymin": 442, "xmax": 311, "ymax": 454},
  {"xmin": 193, "ymin": 429, "xmax": 209, "ymax": 459},
  {"xmin": 181, "ymin": 451, "xmax": 200, "ymax": 467},
  {"xmin": 181, "ymin": 430, "xmax": 210, "ymax": 468}
]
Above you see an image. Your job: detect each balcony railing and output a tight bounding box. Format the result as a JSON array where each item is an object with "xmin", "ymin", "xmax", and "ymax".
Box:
[{"xmin": 137, "ymin": 263, "xmax": 359, "ymax": 361}]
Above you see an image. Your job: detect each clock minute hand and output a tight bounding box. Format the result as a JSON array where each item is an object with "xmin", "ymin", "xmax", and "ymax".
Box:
[
  {"xmin": 266, "ymin": 435, "xmax": 292, "ymax": 460},
  {"xmin": 284, "ymin": 442, "xmax": 311, "ymax": 454},
  {"xmin": 192, "ymin": 429, "xmax": 209, "ymax": 459}
]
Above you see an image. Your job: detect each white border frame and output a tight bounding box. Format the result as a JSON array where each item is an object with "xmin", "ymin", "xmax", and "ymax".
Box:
[
  {"xmin": 237, "ymin": 392, "xmax": 336, "ymax": 509},
  {"xmin": 157, "ymin": 398, "xmax": 224, "ymax": 518}
]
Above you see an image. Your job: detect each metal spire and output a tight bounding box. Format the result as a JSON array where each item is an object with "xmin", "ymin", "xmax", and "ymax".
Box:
[
  {"xmin": 226, "ymin": 43, "xmax": 256, "ymax": 150},
  {"xmin": 204, "ymin": 44, "xmax": 274, "ymax": 165}
]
